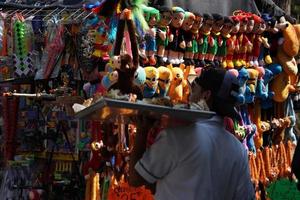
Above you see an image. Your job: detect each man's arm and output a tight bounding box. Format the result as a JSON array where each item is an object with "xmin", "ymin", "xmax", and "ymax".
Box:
[
  {"xmin": 233, "ymin": 150, "xmax": 256, "ymax": 200},
  {"xmin": 128, "ymin": 114, "xmax": 157, "ymax": 192}
]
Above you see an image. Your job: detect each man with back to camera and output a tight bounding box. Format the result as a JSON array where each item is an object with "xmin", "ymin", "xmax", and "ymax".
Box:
[{"xmin": 129, "ymin": 67, "xmax": 255, "ymax": 200}]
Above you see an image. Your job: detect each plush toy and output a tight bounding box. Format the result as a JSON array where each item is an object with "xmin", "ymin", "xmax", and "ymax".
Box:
[
  {"xmin": 244, "ymin": 13, "xmax": 255, "ymax": 67},
  {"xmin": 134, "ymin": 66, "xmax": 146, "ymax": 87},
  {"xmin": 105, "ymin": 55, "xmax": 121, "ymax": 72},
  {"xmin": 143, "ymin": 66, "xmax": 159, "ymax": 98},
  {"xmin": 271, "ymin": 72, "xmax": 295, "ymax": 103},
  {"xmin": 217, "ymin": 16, "xmax": 234, "ymax": 68},
  {"xmin": 234, "ymin": 12, "xmax": 251, "ymax": 68},
  {"xmin": 187, "ymin": 13, "xmax": 203, "ymax": 65},
  {"xmin": 101, "ymin": 70, "xmax": 119, "ymax": 90},
  {"xmin": 167, "ymin": 64, "xmax": 190, "ymax": 103},
  {"xmin": 225, "ymin": 16, "xmax": 240, "ymax": 69},
  {"xmin": 245, "ymin": 68, "xmax": 259, "ymax": 104},
  {"xmin": 226, "ymin": 69, "xmax": 245, "ymax": 104},
  {"xmin": 166, "ymin": 7, "xmax": 185, "ymax": 64},
  {"xmin": 181, "ymin": 12, "xmax": 196, "ymax": 65},
  {"xmin": 157, "ymin": 66, "xmax": 173, "ymax": 97},
  {"xmin": 156, "ymin": 6, "xmax": 173, "ymax": 66},
  {"xmin": 284, "ymin": 96, "xmax": 297, "ymax": 143},
  {"xmin": 109, "ymin": 9, "xmax": 143, "ymax": 99},
  {"xmin": 195, "ymin": 14, "xmax": 213, "ymax": 67},
  {"xmin": 143, "ymin": 6, "xmax": 160, "ymax": 66},
  {"xmin": 251, "ymin": 14, "xmax": 268, "ymax": 67},
  {"xmin": 261, "ymin": 63, "xmax": 282, "ymax": 109},
  {"xmin": 206, "ymin": 14, "xmax": 224, "ymax": 67},
  {"xmin": 234, "ymin": 67, "xmax": 249, "ymax": 104},
  {"xmin": 256, "ymin": 68, "xmax": 273, "ymax": 100}
]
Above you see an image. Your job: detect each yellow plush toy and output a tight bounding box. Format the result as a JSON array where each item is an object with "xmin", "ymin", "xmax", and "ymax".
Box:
[
  {"xmin": 271, "ymin": 72, "xmax": 295, "ymax": 103},
  {"xmin": 157, "ymin": 66, "xmax": 173, "ymax": 97},
  {"xmin": 143, "ymin": 66, "xmax": 159, "ymax": 98},
  {"xmin": 272, "ymin": 21, "xmax": 300, "ymax": 103},
  {"xmin": 167, "ymin": 64, "xmax": 190, "ymax": 104},
  {"xmin": 282, "ymin": 22, "xmax": 299, "ymax": 57}
]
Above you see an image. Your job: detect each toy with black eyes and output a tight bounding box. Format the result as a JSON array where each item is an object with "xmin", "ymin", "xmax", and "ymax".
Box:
[{"xmin": 143, "ymin": 66, "xmax": 159, "ymax": 98}]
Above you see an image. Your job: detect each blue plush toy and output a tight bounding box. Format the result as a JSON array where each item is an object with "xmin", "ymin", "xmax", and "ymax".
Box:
[
  {"xmin": 101, "ymin": 70, "xmax": 118, "ymax": 90},
  {"xmin": 134, "ymin": 66, "xmax": 146, "ymax": 87},
  {"xmin": 261, "ymin": 63, "xmax": 282, "ymax": 109},
  {"xmin": 240, "ymin": 105, "xmax": 257, "ymax": 153},
  {"xmin": 284, "ymin": 96, "xmax": 297, "ymax": 143},
  {"xmin": 236, "ymin": 67, "xmax": 249, "ymax": 104},
  {"xmin": 256, "ymin": 68, "xmax": 274, "ymax": 100}
]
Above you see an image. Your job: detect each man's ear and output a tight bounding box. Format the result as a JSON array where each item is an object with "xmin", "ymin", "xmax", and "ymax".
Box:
[{"xmin": 202, "ymin": 90, "xmax": 211, "ymax": 100}]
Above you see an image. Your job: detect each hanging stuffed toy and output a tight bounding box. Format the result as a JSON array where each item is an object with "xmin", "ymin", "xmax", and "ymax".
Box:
[
  {"xmin": 181, "ymin": 11, "xmax": 195, "ymax": 65},
  {"xmin": 206, "ymin": 14, "xmax": 224, "ymax": 67},
  {"xmin": 195, "ymin": 14, "xmax": 213, "ymax": 67},
  {"xmin": 233, "ymin": 12, "xmax": 249, "ymax": 68},
  {"xmin": 225, "ymin": 16, "xmax": 240, "ymax": 69},
  {"xmin": 256, "ymin": 68, "xmax": 273, "ymax": 101},
  {"xmin": 156, "ymin": 5, "xmax": 173, "ymax": 66},
  {"xmin": 188, "ymin": 13, "xmax": 203, "ymax": 66},
  {"xmin": 166, "ymin": 7, "xmax": 185, "ymax": 65},
  {"xmin": 251, "ymin": 15, "xmax": 269, "ymax": 67},
  {"xmin": 109, "ymin": 9, "xmax": 143, "ymax": 100},
  {"xmin": 142, "ymin": 6, "xmax": 160, "ymax": 66},
  {"xmin": 245, "ymin": 68, "xmax": 259, "ymax": 104},
  {"xmin": 217, "ymin": 16, "xmax": 234, "ymax": 68}
]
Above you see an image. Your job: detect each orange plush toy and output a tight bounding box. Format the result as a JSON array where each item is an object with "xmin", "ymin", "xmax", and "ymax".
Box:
[{"xmin": 167, "ymin": 64, "xmax": 190, "ymax": 104}]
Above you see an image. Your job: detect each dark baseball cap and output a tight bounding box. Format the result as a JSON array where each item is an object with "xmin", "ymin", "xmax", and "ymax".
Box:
[{"xmin": 193, "ymin": 67, "xmax": 241, "ymax": 119}]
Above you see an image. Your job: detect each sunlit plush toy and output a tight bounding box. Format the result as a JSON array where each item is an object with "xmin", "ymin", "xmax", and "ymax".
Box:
[
  {"xmin": 143, "ymin": 66, "xmax": 159, "ymax": 98},
  {"xmin": 217, "ymin": 16, "xmax": 234, "ymax": 68},
  {"xmin": 156, "ymin": 5, "xmax": 172, "ymax": 66},
  {"xmin": 187, "ymin": 13, "xmax": 203, "ymax": 65},
  {"xmin": 167, "ymin": 64, "xmax": 190, "ymax": 104},
  {"xmin": 167, "ymin": 7, "xmax": 185, "ymax": 64},
  {"xmin": 225, "ymin": 16, "xmax": 240, "ymax": 69},
  {"xmin": 143, "ymin": 6, "xmax": 160, "ymax": 65},
  {"xmin": 206, "ymin": 14, "xmax": 224, "ymax": 67},
  {"xmin": 256, "ymin": 68, "xmax": 273, "ymax": 100},
  {"xmin": 181, "ymin": 11, "xmax": 195, "ymax": 65},
  {"xmin": 196, "ymin": 13, "xmax": 213, "ymax": 67},
  {"xmin": 157, "ymin": 66, "xmax": 173, "ymax": 97}
]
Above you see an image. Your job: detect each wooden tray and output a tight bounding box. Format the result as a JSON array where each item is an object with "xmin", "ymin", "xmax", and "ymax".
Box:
[{"xmin": 74, "ymin": 97, "xmax": 215, "ymax": 122}]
